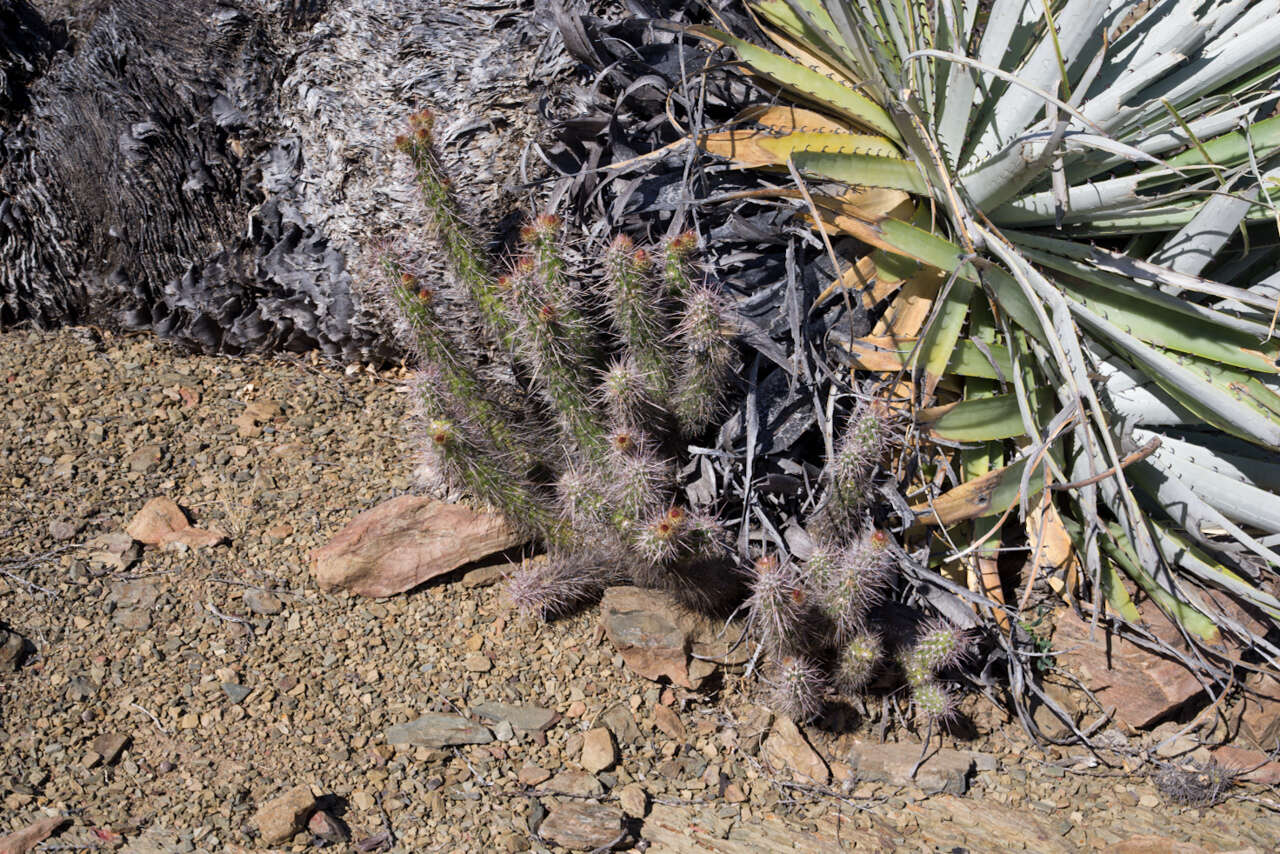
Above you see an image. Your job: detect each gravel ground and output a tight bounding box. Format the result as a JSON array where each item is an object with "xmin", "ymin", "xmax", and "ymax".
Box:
[{"xmin": 2, "ymin": 326, "xmax": 1278, "ymax": 853}]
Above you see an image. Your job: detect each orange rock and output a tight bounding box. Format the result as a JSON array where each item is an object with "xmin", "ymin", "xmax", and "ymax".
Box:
[
  {"xmin": 310, "ymin": 495, "xmax": 525, "ymax": 597},
  {"xmin": 0, "ymin": 816, "xmax": 69, "ymax": 854},
  {"xmin": 125, "ymin": 497, "xmax": 225, "ymax": 548},
  {"xmin": 653, "ymin": 704, "xmax": 686, "ymax": 740},
  {"xmin": 761, "ymin": 716, "xmax": 829, "ymax": 785},
  {"xmin": 1052, "ymin": 608, "xmax": 1204, "ymax": 729}
]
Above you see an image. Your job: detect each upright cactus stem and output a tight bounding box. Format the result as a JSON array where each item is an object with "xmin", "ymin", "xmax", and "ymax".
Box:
[
  {"xmin": 508, "ymin": 258, "xmax": 604, "ymax": 458},
  {"xmin": 605, "ymin": 235, "xmax": 673, "ymax": 402},
  {"xmin": 424, "ymin": 419, "xmax": 557, "ymax": 541},
  {"xmin": 386, "ymin": 264, "xmax": 537, "ymax": 472},
  {"xmin": 397, "ymin": 111, "xmax": 513, "ymax": 349},
  {"xmin": 673, "ymin": 284, "xmax": 734, "ymax": 436},
  {"xmin": 662, "ymin": 231, "xmax": 699, "ymax": 297}
]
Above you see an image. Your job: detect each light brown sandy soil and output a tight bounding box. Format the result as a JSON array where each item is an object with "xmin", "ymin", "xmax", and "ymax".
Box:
[{"xmin": 2, "ymin": 327, "xmax": 1278, "ymax": 852}]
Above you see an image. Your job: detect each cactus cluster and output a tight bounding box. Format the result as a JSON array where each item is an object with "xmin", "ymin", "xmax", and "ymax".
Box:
[
  {"xmin": 745, "ymin": 405, "xmax": 968, "ymax": 723},
  {"xmin": 392, "ymin": 110, "xmax": 970, "ymax": 727},
  {"xmin": 390, "ymin": 110, "xmax": 734, "ymax": 618}
]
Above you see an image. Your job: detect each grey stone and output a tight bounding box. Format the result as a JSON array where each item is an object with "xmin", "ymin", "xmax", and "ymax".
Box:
[
  {"xmin": 472, "ymin": 702, "xmax": 557, "ymax": 733},
  {"xmin": 222, "ymin": 683, "xmax": 252, "ymax": 704},
  {"xmin": 544, "ymin": 769, "xmax": 605, "ymax": 798},
  {"xmin": 242, "ymin": 589, "xmax": 283, "ymax": 616},
  {"xmin": 844, "ymin": 742, "xmax": 974, "ymax": 795},
  {"xmin": 384, "ymin": 713, "xmax": 493, "ymax": 747},
  {"xmin": 599, "ymin": 704, "xmax": 642, "ymax": 744}
]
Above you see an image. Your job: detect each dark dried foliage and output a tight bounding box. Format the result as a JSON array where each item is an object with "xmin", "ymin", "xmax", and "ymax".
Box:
[{"xmin": 0, "ymin": 0, "xmax": 393, "ymax": 357}]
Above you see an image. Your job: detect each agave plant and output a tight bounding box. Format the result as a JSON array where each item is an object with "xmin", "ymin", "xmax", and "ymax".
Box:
[{"xmin": 679, "ymin": 0, "xmax": 1280, "ymax": 669}]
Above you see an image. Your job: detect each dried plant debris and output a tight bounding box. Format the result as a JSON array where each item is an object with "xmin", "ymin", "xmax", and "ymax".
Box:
[
  {"xmin": 1154, "ymin": 759, "xmax": 1240, "ymax": 808},
  {"xmin": 0, "ymin": 0, "xmax": 575, "ymax": 361}
]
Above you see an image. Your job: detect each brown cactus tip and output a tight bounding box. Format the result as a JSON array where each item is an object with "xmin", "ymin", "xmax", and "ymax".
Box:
[{"xmin": 667, "ymin": 230, "xmax": 698, "ymax": 256}]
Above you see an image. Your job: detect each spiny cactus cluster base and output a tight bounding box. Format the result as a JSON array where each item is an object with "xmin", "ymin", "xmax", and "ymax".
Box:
[{"xmin": 388, "ymin": 109, "xmax": 970, "ymax": 727}]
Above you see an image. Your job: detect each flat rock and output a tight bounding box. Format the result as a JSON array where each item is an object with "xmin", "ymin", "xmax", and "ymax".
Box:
[
  {"xmin": 89, "ymin": 733, "xmax": 129, "ymax": 765},
  {"xmin": 580, "ymin": 727, "xmax": 617, "ymax": 773},
  {"xmin": 538, "ymin": 802, "xmax": 625, "ymax": 851},
  {"xmin": 1237, "ymin": 671, "xmax": 1280, "ymax": 751},
  {"xmin": 310, "ymin": 495, "xmax": 525, "ymax": 597},
  {"xmin": 472, "ymin": 702, "xmax": 557, "ymax": 733},
  {"xmin": 222, "ymin": 683, "xmax": 253, "ymax": 704},
  {"xmin": 125, "ymin": 497, "xmax": 224, "ymax": 549},
  {"xmin": 0, "ymin": 815, "xmax": 69, "ymax": 854},
  {"xmin": 89, "ymin": 532, "xmax": 140, "ymax": 571},
  {"xmin": 761, "ymin": 717, "xmax": 829, "ymax": 785},
  {"xmin": 518, "ymin": 765, "xmax": 552, "ymax": 786},
  {"xmin": 126, "ymin": 444, "xmax": 162, "ymax": 473},
  {"xmin": 1053, "ymin": 608, "xmax": 1203, "ymax": 729},
  {"xmin": 598, "ymin": 704, "xmax": 641, "ymax": 743},
  {"xmin": 242, "ymin": 588, "xmax": 283, "ymax": 616},
  {"xmin": 653, "ymin": 704, "xmax": 686, "ymax": 740},
  {"xmin": 844, "ymin": 741, "xmax": 974, "ymax": 795},
  {"xmin": 544, "ymin": 769, "xmax": 604, "ymax": 798},
  {"xmin": 384, "ymin": 713, "xmax": 493, "ymax": 747},
  {"xmin": 1212, "ymin": 744, "xmax": 1280, "ymax": 785},
  {"xmin": 461, "ymin": 564, "xmax": 507, "ymax": 588},
  {"xmin": 599, "ymin": 586, "xmax": 714, "ymax": 689},
  {"xmin": 235, "ymin": 399, "xmax": 283, "ymax": 438},
  {"xmin": 617, "ymin": 783, "xmax": 647, "ymax": 818},
  {"xmin": 252, "ymin": 784, "xmax": 315, "ymax": 845}
]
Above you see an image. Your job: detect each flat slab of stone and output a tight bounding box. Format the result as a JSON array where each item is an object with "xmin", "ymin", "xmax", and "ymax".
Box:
[
  {"xmin": 311, "ymin": 495, "xmax": 525, "ymax": 597},
  {"xmin": 538, "ymin": 802, "xmax": 625, "ymax": 851},
  {"xmin": 1053, "ymin": 609, "xmax": 1204, "ymax": 729},
  {"xmin": 844, "ymin": 741, "xmax": 973, "ymax": 795},
  {"xmin": 126, "ymin": 496, "xmax": 225, "ymax": 548},
  {"xmin": 251, "ymin": 784, "xmax": 316, "ymax": 845},
  {"xmin": 761, "ymin": 717, "xmax": 829, "ymax": 785},
  {"xmin": 471, "ymin": 702, "xmax": 557, "ymax": 733},
  {"xmin": 599, "ymin": 586, "xmax": 743, "ymax": 689},
  {"xmin": 384, "ymin": 713, "xmax": 493, "ymax": 747},
  {"xmin": 544, "ymin": 769, "xmax": 604, "ymax": 798},
  {"xmin": 89, "ymin": 733, "xmax": 129, "ymax": 765}
]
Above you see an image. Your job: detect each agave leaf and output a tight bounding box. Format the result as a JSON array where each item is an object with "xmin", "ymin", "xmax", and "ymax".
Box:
[
  {"xmin": 686, "ymin": 26, "xmax": 902, "ymax": 141},
  {"xmin": 912, "ymin": 452, "xmax": 1047, "ymax": 526},
  {"xmin": 1139, "ymin": 434, "xmax": 1280, "ymax": 535},
  {"xmin": 1068, "ymin": 298, "xmax": 1280, "ymax": 450},
  {"xmin": 1099, "ymin": 525, "xmax": 1222, "ymax": 644},
  {"xmin": 1099, "ymin": 554, "xmax": 1142, "ymax": 624},
  {"xmin": 967, "ymin": 0, "xmax": 1112, "ymax": 163},
  {"xmin": 911, "ymin": 271, "xmax": 976, "ymax": 398},
  {"xmin": 918, "ymin": 391, "xmax": 1050, "ymax": 441},
  {"xmin": 1151, "ymin": 521, "xmax": 1280, "ymax": 621},
  {"xmin": 1023, "ymin": 251, "xmax": 1280, "ymax": 373},
  {"xmin": 702, "ymin": 129, "xmax": 898, "ymax": 169},
  {"xmin": 788, "ymin": 148, "xmax": 930, "ymax": 194},
  {"xmin": 1140, "ymin": 428, "xmax": 1280, "ymax": 493},
  {"xmin": 735, "ymin": 104, "xmax": 855, "ymax": 134},
  {"xmin": 835, "ymin": 335, "xmax": 1013, "ymax": 380},
  {"xmin": 1126, "ymin": 457, "xmax": 1280, "ymax": 570}
]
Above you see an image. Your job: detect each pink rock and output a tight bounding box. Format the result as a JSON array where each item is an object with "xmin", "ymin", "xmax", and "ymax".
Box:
[
  {"xmin": 1052, "ymin": 609, "xmax": 1203, "ymax": 729},
  {"xmin": 0, "ymin": 816, "xmax": 69, "ymax": 854},
  {"xmin": 1212, "ymin": 744, "xmax": 1280, "ymax": 785},
  {"xmin": 125, "ymin": 497, "xmax": 225, "ymax": 549},
  {"xmin": 761, "ymin": 716, "xmax": 829, "ymax": 785},
  {"xmin": 310, "ymin": 496, "xmax": 525, "ymax": 597}
]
